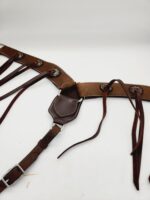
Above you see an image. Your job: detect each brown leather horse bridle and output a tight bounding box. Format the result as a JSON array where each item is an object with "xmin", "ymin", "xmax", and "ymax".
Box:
[{"xmin": 0, "ymin": 44, "xmax": 149, "ymax": 193}]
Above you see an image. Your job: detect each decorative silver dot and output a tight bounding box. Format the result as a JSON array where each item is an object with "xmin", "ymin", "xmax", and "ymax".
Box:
[
  {"xmin": 100, "ymin": 83, "xmax": 113, "ymax": 92},
  {"xmin": 17, "ymin": 52, "xmax": 24, "ymax": 59},
  {"xmin": 36, "ymin": 59, "xmax": 43, "ymax": 67},
  {"xmin": 129, "ymin": 86, "xmax": 143, "ymax": 95},
  {"xmin": 51, "ymin": 68, "xmax": 60, "ymax": 77}
]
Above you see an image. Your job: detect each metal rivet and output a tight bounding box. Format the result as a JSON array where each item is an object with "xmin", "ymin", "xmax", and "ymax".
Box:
[
  {"xmin": 51, "ymin": 68, "xmax": 60, "ymax": 77},
  {"xmin": 0, "ymin": 44, "xmax": 4, "ymax": 48},
  {"xmin": 100, "ymin": 83, "xmax": 113, "ymax": 92},
  {"xmin": 129, "ymin": 86, "xmax": 143, "ymax": 95},
  {"xmin": 17, "ymin": 52, "xmax": 24, "ymax": 59},
  {"xmin": 36, "ymin": 59, "xmax": 43, "ymax": 67}
]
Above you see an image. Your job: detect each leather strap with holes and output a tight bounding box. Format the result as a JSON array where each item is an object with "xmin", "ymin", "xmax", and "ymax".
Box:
[{"xmin": 0, "ymin": 124, "xmax": 61, "ymax": 193}]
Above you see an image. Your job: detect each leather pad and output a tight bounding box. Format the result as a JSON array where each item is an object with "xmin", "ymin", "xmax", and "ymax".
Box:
[{"xmin": 49, "ymin": 94, "xmax": 82, "ymax": 125}]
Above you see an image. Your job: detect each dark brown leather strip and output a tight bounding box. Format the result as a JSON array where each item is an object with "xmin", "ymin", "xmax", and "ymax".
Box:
[
  {"xmin": 0, "ymin": 45, "xmax": 75, "ymax": 89},
  {"xmin": 131, "ymin": 92, "xmax": 144, "ymax": 190},
  {"xmin": 0, "ymin": 124, "xmax": 61, "ymax": 193},
  {"xmin": 0, "ymin": 70, "xmax": 55, "ymax": 124},
  {"xmin": 77, "ymin": 82, "xmax": 150, "ymax": 102},
  {"xmin": 0, "ymin": 53, "xmax": 18, "ymax": 75},
  {"xmin": 0, "ymin": 63, "xmax": 34, "ymax": 86},
  {"xmin": 57, "ymin": 91, "xmax": 108, "ymax": 158}
]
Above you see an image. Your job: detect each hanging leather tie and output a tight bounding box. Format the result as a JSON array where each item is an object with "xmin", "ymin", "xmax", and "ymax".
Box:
[
  {"xmin": 0, "ymin": 62, "xmax": 35, "ymax": 86},
  {"xmin": 57, "ymin": 87, "xmax": 110, "ymax": 159},
  {"xmin": 0, "ymin": 69, "xmax": 60, "ymax": 124},
  {"xmin": 57, "ymin": 79, "xmax": 137, "ymax": 158},
  {"xmin": 98, "ymin": 80, "xmax": 145, "ymax": 190},
  {"xmin": 129, "ymin": 86, "xmax": 144, "ymax": 190},
  {"xmin": 57, "ymin": 79, "xmax": 145, "ymax": 191},
  {"xmin": 0, "ymin": 52, "xmax": 23, "ymax": 75}
]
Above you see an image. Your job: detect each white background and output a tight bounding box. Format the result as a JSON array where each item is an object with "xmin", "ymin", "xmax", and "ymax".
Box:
[{"xmin": 0, "ymin": 0, "xmax": 150, "ymax": 199}]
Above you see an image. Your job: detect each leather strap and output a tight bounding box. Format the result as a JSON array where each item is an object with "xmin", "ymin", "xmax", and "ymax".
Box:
[
  {"xmin": 57, "ymin": 91, "xmax": 108, "ymax": 158},
  {"xmin": 0, "ymin": 70, "xmax": 57, "ymax": 124},
  {"xmin": 0, "ymin": 124, "xmax": 61, "ymax": 193},
  {"xmin": 77, "ymin": 82, "xmax": 150, "ymax": 102},
  {"xmin": 0, "ymin": 63, "xmax": 34, "ymax": 86},
  {"xmin": 131, "ymin": 91, "xmax": 144, "ymax": 190},
  {"xmin": 0, "ymin": 44, "xmax": 149, "ymax": 192},
  {"xmin": 1, "ymin": 45, "xmax": 150, "ymax": 101},
  {"xmin": 0, "ymin": 45, "xmax": 75, "ymax": 89}
]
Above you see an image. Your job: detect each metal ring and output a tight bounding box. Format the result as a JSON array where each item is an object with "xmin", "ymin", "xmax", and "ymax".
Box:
[{"xmin": 51, "ymin": 68, "xmax": 60, "ymax": 77}]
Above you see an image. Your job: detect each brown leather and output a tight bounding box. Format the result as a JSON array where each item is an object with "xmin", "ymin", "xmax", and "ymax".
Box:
[
  {"xmin": 131, "ymin": 91, "xmax": 144, "ymax": 190},
  {"xmin": 0, "ymin": 124, "xmax": 61, "ymax": 193},
  {"xmin": 0, "ymin": 44, "xmax": 150, "ymax": 193},
  {"xmin": 0, "ymin": 63, "xmax": 34, "ymax": 86},
  {"xmin": 77, "ymin": 82, "xmax": 150, "ymax": 102},
  {"xmin": 49, "ymin": 94, "xmax": 82, "ymax": 125},
  {"xmin": 0, "ymin": 45, "xmax": 75, "ymax": 89},
  {"xmin": 0, "ymin": 70, "xmax": 56, "ymax": 124},
  {"xmin": 1, "ymin": 45, "xmax": 150, "ymax": 101}
]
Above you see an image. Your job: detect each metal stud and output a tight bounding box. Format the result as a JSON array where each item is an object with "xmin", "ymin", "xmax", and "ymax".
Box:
[
  {"xmin": 129, "ymin": 86, "xmax": 143, "ymax": 95},
  {"xmin": 51, "ymin": 68, "xmax": 60, "ymax": 77},
  {"xmin": 36, "ymin": 59, "xmax": 43, "ymax": 67},
  {"xmin": 17, "ymin": 52, "xmax": 24, "ymax": 59},
  {"xmin": 100, "ymin": 83, "xmax": 113, "ymax": 92}
]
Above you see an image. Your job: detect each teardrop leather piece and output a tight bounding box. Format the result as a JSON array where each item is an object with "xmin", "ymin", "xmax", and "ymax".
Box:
[
  {"xmin": 49, "ymin": 94, "xmax": 82, "ymax": 125},
  {"xmin": 53, "ymin": 95, "xmax": 78, "ymax": 117}
]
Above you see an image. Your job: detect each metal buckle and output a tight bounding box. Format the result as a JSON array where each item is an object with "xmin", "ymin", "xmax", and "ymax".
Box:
[
  {"xmin": 1, "ymin": 178, "xmax": 9, "ymax": 187},
  {"xmin": 1, "ymin": 164, "xmax": 25, "ymax": 187}
]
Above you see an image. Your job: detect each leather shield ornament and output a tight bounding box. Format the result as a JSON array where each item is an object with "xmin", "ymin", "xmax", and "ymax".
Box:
[{"xmin": 49, "ymin": 94, "xmax": 82, "ymax": 125}]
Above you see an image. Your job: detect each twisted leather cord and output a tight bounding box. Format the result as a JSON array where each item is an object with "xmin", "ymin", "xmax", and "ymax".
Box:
[
  {"xmin": 0, "ymin": 70, "xmax": 54, "ymax": 124},
  {"xmin": 0, "ymin": 53, "xmax": 20, "ymax": 75},
  {"xmin": 57, "ymin": 91, "xmax": 108, "ymax": 158},
  {"xmin": 0, "ymin": 63, "xmax": 35, "ymax": 86}
]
